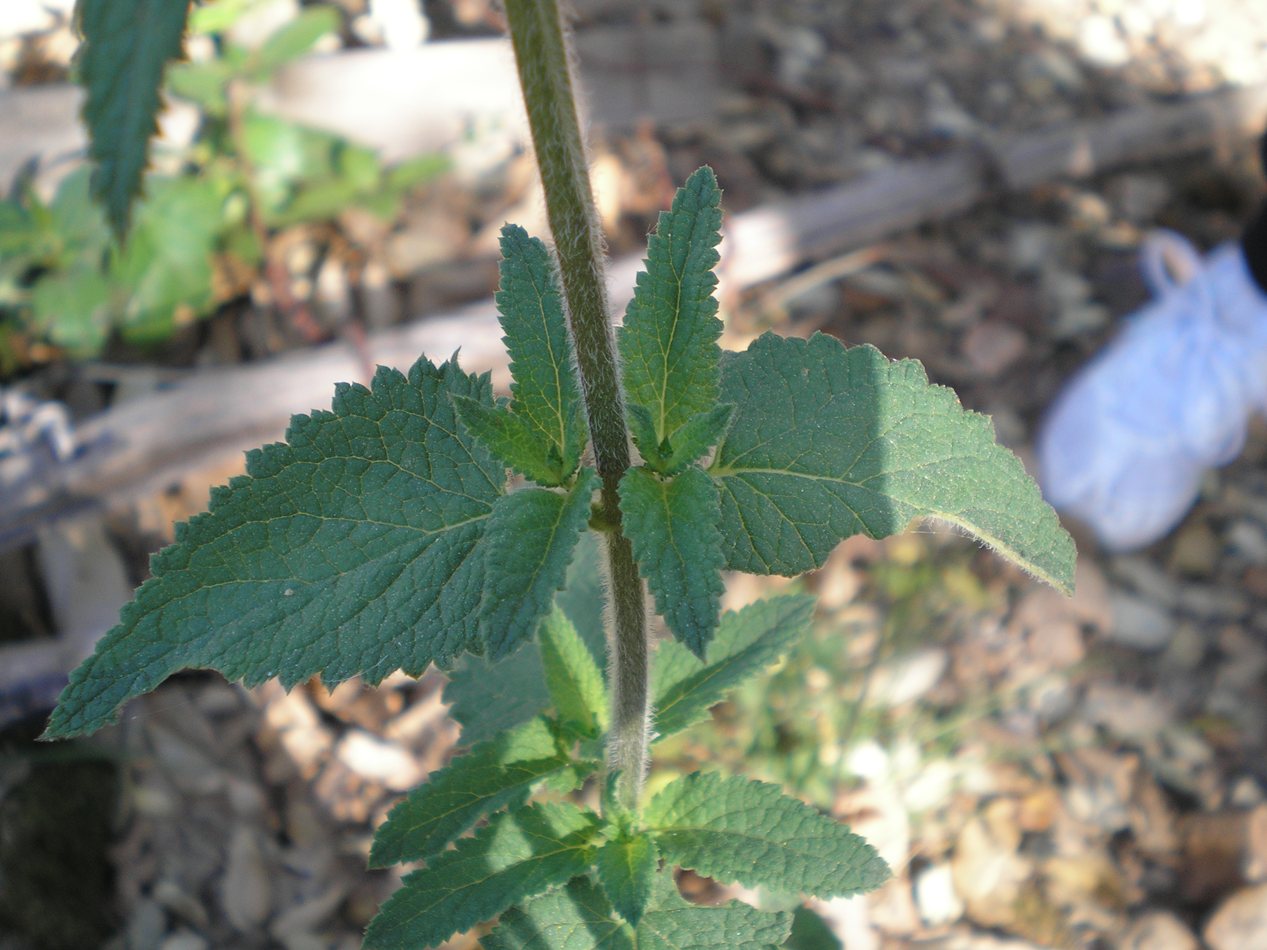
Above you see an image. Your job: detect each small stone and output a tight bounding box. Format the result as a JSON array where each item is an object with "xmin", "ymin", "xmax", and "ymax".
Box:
[
  {"xmin": 960, "ymin": 321, "xmax": 1027, "ymax": 379},
  {"xmin": 1169, "ymin": 521, "xmax": 1221, "ymax": 577},
  {"xmin": 1229, "ymin": 520, "xmax": 1267, "ymax": 565},
  {"xmin": 914, "ymin": 862, "xmax": 964, "ymax": 926},
  {"xmin": 1204, "ymin": 882, "xmax": 1267, "ymax": 950},
  {"xmin": 221, "ymin": 827, "xmax": 272, "ymax": 931},
  {"xmin": 1077, "ymin": 15, "xmax": 1131, "ymax": 67},
  {"xmin": 335, "ymin": 730, "xmax": 424, "ymax": 790},
  {"xmin": 1107, "ymin": 591, "xmax": 1176, "ymax": 651},
  {"xmin": 866, "ymin": 648, "xmax": 948, "ymax": 708},
  {"xmin": 1122, "ymin": 911, "xmax": 1198, "ymax": 949},
  {"xmin": 1083, "ymin": 682, "xmax": 1173, "ymax": 741},
  {"xmin": 161, "ymin": 934, "xmax": 210, "ymax": 950}
]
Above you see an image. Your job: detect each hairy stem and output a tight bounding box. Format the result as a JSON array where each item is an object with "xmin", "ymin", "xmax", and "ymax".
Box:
[{"xmin": 503, "ymin": 0, "xmax": 649, "ymax": 809}]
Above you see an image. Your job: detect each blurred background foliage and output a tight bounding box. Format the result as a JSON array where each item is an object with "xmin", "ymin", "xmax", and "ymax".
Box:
[{"xmin": 0, "ymin": 1, "xmax": 445, "ymax": 371}]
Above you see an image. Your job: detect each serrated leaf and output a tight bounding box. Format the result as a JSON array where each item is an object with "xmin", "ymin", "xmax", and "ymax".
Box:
[
  {"xmin": 485, "ymin": 872, "xmax": 791, "ymax": 950},
  {"xmin": 497, "ymin": 224, "xmax": 586, "ymax": 478},
  {"xmin": 479, "ymin": 469, "xmax": 598, "ymax": 658},
  {"xmin": 76, "ymin": 0, "xmax": 189, "ymax": 236},
  {"xmin": 652, "ymin": 594, "xmax": 814, "ymax": 740},
  {"xmin": 452, "ymin": 395, "xmax": 565, "ymax": 485},
  {"xmin": 369, "ymin": 716, "xmax": 575, "ymax": 868},
  {"xmin": 710, "ymin": 333, "xmax": 1075, "ymax": 592},
  {"xmin": 364, "ymin": 802, "xmax": 601, "ymax": 950},
  {"xmin": 631, "ymin": 403, "xmax": 734, "ymax": 477},
  {"xmin": 596, "ymin": 832, "xmax": 658, "ymax": 925},
  {"xmin": 443, "ymin": 532, "xmax": 605, "ymax": 744},
  {"xmin": 484, "ymin": 877, "xmax": 635, "ymax": 950},
  {"xmin": 620, "ymin": 466, "xmax": 723, "ymax": 656},
  {"xmin": 44, "ymin": 357, "xmax": 507, "ymax": 740},
  {"xmin": 644, "ymin": 772, "xmax": 890, "ymax": 899},
  {"xmin": 618, "ymin": 167, "xmax": 723, "ymax": 445},
  {"xmin": 539, "ymin": 606, "xmax": 608, "ymax": 736},
  {"xmin": 637, "ymin": 870, "xmax": 792, "ymax": 950},
  {"xmin": 657, "ymin": 404, "xmax": 735, "ymax": 476}
]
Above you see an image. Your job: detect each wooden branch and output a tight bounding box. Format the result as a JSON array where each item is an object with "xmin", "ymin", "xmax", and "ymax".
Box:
[{"xmin": 3, "ymin": 83, "xmax": 1267, "ymax": 553}]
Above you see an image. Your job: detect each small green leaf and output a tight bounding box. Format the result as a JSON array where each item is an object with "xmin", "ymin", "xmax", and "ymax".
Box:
[
  {"xmin": 657, "ymin": 404, "xmax": 735, "ymax": 476},
  {"xmin": 443, "ymin": 532, "xmax": 605, "ymax": 744},
  {"xmin": 479, "ymin": 469, "xmax": 598, "ymax": 658},
  {"xmin": 596, "ymin": 832, "xmax": 658, "ymax": 926},
  {"xmin": 485, "ymin": 872, "xmax": 792, "ymax": 950},
  {"xmin": 30, "ymin": 266, "xmax": 113, "ymax": 358},
  {"xmin": 710, "ymin": 333, "xmax": 1075, "ymax": 592},
  {"xmin": 618, "ymin": 166, "xmax": 724, "ymax": 445},
  {"xmin": 452, "ymin": 395, "xmax": 565, "ymax": 485},
  {"xmin": 369, "ymin": 716, "xmax": 575, "ymax": 868},
  {"xmin": 76, "ymin": 0, "xmax": 189, "ymax": 236},
  {"xmin": 497, "ymin": 224, "xmax": 587, "ymax": 478},
  {"xmin": 620, "ymin": 466, "xmax": 723, "ymax": 656},
  {"xmin": 539, "ymin": 606, "xmax": 608, "ymax": 736},
  {"xmin": 44, "ymin": 357, "xmax": 506, "ymax": 740},
  {"xmin": 250, "ymin": 6, "xmax": 340, "ymax": 78},
  {"xmin": 652, "ymin": 594, "xmax": 815, "ymax": 740},
  {"xmin": 364, "ymin": 802, "xmax": 601, "ymax": 950},
  {"xmin": 645, "ymin": 772, "xmax": 890, "ymax": 899}
]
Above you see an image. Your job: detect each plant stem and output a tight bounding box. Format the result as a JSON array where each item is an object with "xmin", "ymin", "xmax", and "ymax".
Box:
[{"xmin": 503, "ymin": 0, "xmax": 649, "ymax": 810}]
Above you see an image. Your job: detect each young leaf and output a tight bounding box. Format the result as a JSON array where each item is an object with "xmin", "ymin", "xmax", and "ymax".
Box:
[
  {"xmin": 452, "ymin": 396, "xmax": 566, "ymax": 485},
  {"xmin": 485, "ymin": 871, "xmax": 792, "ymax": 950},
  {"xmin": 539, "ymin": 606, "xmax": 608, "ymax": 736},
  {"xmin": 619, "ymin": 466, "xmax": 724, "ymax": 656},
  {"xmin": 595, "ymin": 831, "xmax": 658, "ymax": 926},
  {"xmin": 478, "ymin": 468, "xmax": 598, "ymax": 658},
  {"xmin": 76, "ymin": 0, "xmax": 189, "ymax": 236},
  {"xmin": 710, "ymin": 333, "xmax": 1076, "ymax": 592},
  {"xmin": 44, "ymin": 357, "xmax": 507, "ymax": 740},
  {"xmin": 618, "ymin": 166, "xmax": 724, "ymax": 446},
  {"xmin": 364, "ymin": 802, "xmax": 601, "ymax": 949},
  {"xmin": 652, "ymin": 594, "xmax": 815, "ymax": 740},
  {"xmin": 369, "ymin": 716, "xmax": 576, "ymax": 868},
  {"xmin": 656, "ymin": 403, "xmax": 735, "ymax": 476},
  {"xmin": 644, "ymin": 772, "xmax": 890, "ymax": 899},
  {"xmin": 249, "ymin": 5, "xmax": 341, "ymax": 79},
  {"xmin": 443, "ymin": 532, "xmax": 605, "ymax": 744},
  {"xmin": 497, "ymin": 224, "xmax": 587, "ymax": 478}
]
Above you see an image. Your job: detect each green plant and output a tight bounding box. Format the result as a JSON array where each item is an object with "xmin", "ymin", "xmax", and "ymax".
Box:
[
  {"xmin": 0, "ymin": 1, "xmax": 443, "ymax": 367},
  {"xmin": 42, "ymin": 1, "xmax": 1075, "ymax": 946}
]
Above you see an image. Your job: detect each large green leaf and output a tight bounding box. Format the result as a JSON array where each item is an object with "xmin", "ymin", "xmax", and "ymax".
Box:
[
  {"xmin": 652, "ymin": 594, "xmax": 815, "ymax": 740},
  {"xmin": 618, "ymin": 167, "xmax": 723, "ymax": 448},
  {"xmin": 364, "ymin": 802, "xmax": 601, "ymax": 949},
  {"xmin": 539, "ymin": 606, "xmax": 608, "ymax": 737},
  {"xmin": 645, "ymin": 772, "xmax": 889, "ymax": 899},
  {"xmin": 76, "ymin": 0, "xmax": 189, "ymax": 236},
  {"xmin": 496, "ymin": 224, "xmax": 587, "ymax": 481},
  {"xmin": 44, "ymin": 357, "xmax": 507, "ymax": 740},
  {"xmin": 478, "ymin": 469, "xmax": 597, "ymax": 658},
  {"xmin": 710, "ymin": 333, "xmax": 1075, "ymax": 592},
  {"xmin": 620, "ymin": 466, "xmax": 723, "ymax": 656},
  {"xmin": 369, "ymin": 716, "xmax": 576, "ymax": 868},
  {"xmin": 484, "ymin": 872, "xmax": 792, "ymax": 950}
]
